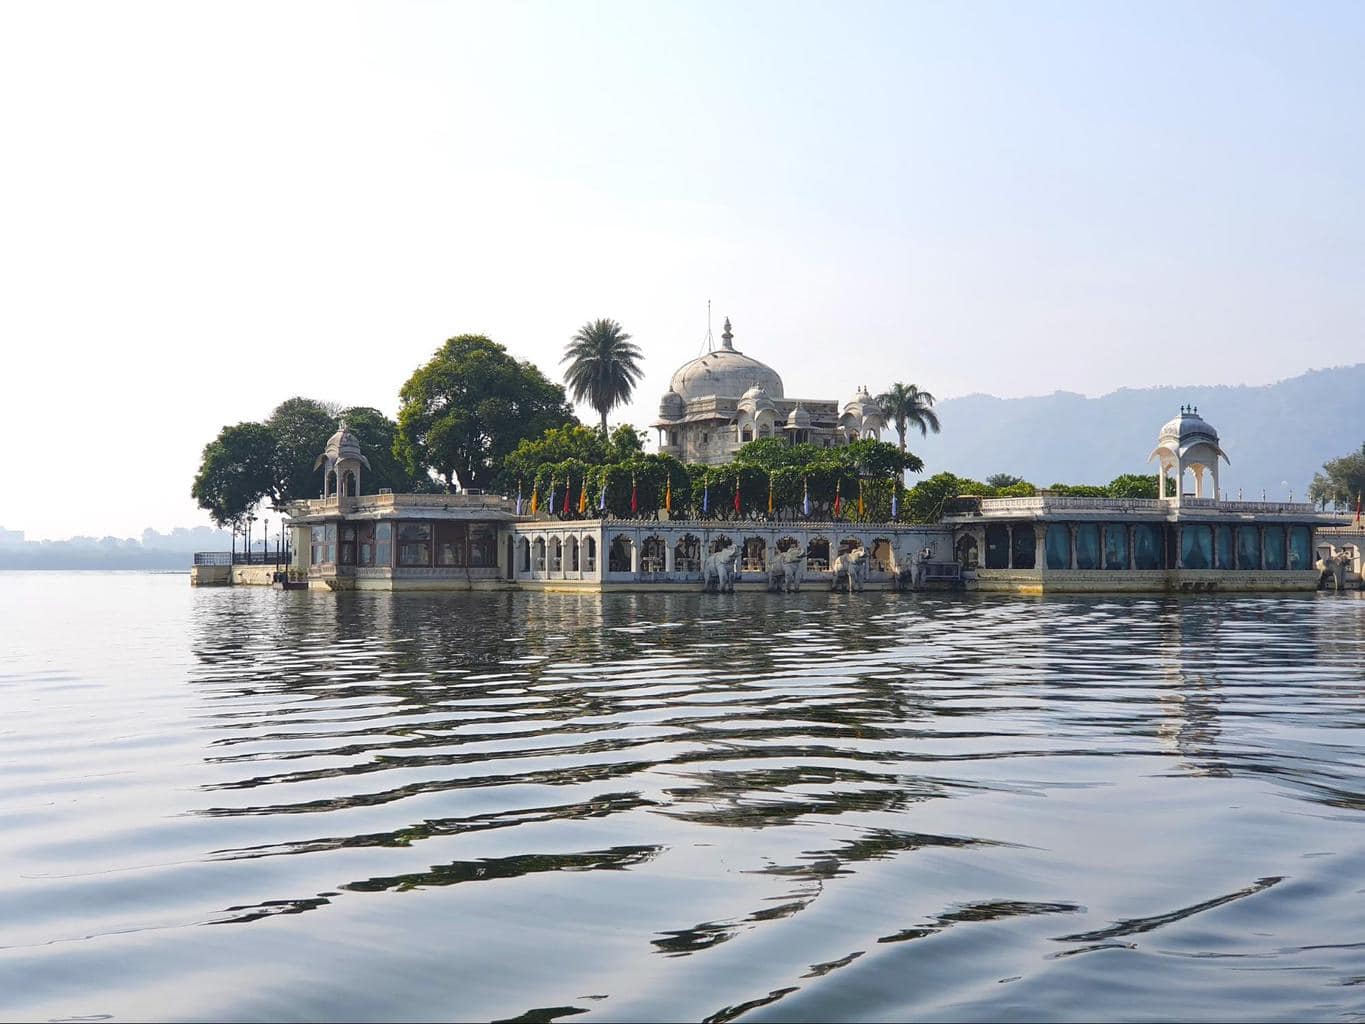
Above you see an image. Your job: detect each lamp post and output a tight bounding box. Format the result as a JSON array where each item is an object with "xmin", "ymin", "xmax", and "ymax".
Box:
[{"xmin": 245, "ymin": 511, "xmax": 257, "ymax": 563}]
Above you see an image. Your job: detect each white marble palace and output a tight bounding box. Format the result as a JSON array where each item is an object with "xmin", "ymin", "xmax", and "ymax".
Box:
[
  {"xmin": 228, "ymin": 400, "xmax": 1361, "ymax": 595},
  {"xmin": 653, "ymin": 317, "xmax": 886, "ymax": 464}
]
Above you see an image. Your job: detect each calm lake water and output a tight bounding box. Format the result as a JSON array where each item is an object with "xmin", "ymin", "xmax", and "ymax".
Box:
[{"xmin": 2, "ymin": 572, "xmax": 1364, "ymax": 1022}]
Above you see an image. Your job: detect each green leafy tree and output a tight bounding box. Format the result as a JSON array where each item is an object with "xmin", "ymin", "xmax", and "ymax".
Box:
[
  {"xmin": 1106, "ymin": 473, "xmax": 1165, "ymax": 499},
  {"xmin": 395, "ymin": 335, "xmax": 576, "ymax": 491},
  {"xmin": 1308, "ymin": 444, "xmax": 1365, "ymax": 510},
  {"xmin": 876, "ymin": 382, "xmax": 940, "ymax": 452},
  {"xmin": 562, "ymin": 318, "xmax": 644, "ymax": 435},
  {"xmin": 986, "ymin": 473, "xmax": 1025, "ymax": 489},
  {"xmin": 267, "ymin": 397, "xmax": 339, "ymax": 504},
  {"xmin": 191, "ymin": 422, "xmax": 278, "ymax": 526}
]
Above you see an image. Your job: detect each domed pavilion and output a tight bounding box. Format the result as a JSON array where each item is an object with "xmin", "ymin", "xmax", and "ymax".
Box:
[
  {"xmin": 1148, "ymin": 405, "xmax": 1229, "ymax": 501},
  {"xmin": 653, "ymin": 317, "xmax": 882, "ymax": 464}
]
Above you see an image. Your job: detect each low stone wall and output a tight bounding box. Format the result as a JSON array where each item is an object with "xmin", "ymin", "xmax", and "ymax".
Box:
[
  {"xmin": 189, "ymin": 564, "xmax": 231, "ymax": 587},
  {"xmin": 972, "ymin": 568, "xmax": 1323, "ymax": 594}
]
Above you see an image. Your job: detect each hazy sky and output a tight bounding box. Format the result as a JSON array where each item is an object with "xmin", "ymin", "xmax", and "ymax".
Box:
[{"xmin": 3, "ymin": 1, "xmax": 1363, "ymax": 539}]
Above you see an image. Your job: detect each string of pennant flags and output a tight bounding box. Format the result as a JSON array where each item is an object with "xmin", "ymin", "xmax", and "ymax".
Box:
[{"xmin": 515, "ymin": 470, "xmax": 909, "ymax": 522}]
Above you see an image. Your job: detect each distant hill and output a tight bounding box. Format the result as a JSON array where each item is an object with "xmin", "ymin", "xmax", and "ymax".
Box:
[{"xmin": 911, "ymin": 364, "xmax": 1365, "ymax": 499}]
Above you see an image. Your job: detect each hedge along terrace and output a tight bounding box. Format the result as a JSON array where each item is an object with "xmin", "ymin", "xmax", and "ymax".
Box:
[{"xmin": 501, "ymin": 435, "xmax": 927, "ymax": 522}]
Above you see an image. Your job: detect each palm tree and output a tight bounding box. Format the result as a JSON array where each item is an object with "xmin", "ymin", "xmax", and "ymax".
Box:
[
  {"xmin": 877, "ymin": 382, "xmax": 940, "ymax": 452},
  {"xmin": 562, "ymin": 319, "xmax": 644, "ymax": 436}
]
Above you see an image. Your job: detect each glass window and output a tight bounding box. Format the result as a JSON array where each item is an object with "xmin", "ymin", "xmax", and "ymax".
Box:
[
  {"xmin": 436, "ymin": 522, "xmax": 467, "ymax": 567},
  {"xmin": 469, "ymin": 524, "xmax": 497, "ymax": 567},
  {"xmin": 1215, "ymin": 525, "xmax": 1233, "ymax": 569},
  {"xmin": 1011, "ymin": 526, "xmax": 1036, "ymax": 569},
  {"xmin": 1181, "ymin": 525, "xmax": 1212, "ymax": 569},
  {"xmin": 1074, "ymin": 524, "xmax": 1099, "ymax": 570},
  {"xmin": 398, "ymin": 522, "xmax": 431, "ymax": 566},
  {"xmin": 1103, "ymin": 524, "xmax": 1128, "ymax": 570},
  {"xmin": 1263, "ymin": 526, "xmax": 1286, "ymax": 570},
  {"xmin": 310, "ymin": 525, "xmax": 325, "ymax": 565},
  {"xmin": 1288, "ymin": 526, "xmax": 1312, "ymax": 570},
  {"xmin": 324, "ymin": 522, "xmax": 337, "ymax": 564},
  {"xmin": 1045, "ymin": 524, "xmax": 1070, "ymax": 569},
  {"xmin": 1133, "ymin": 524, "xmax": 1163, "ymax": 570},
  {"xmin": 375, "ymin": 522, "xmax": 392, "ymax": 566},
  {"xmin": 741, "ymin": 427, "xmax": 753, "ymax": 442},
  {"xmin": 984, "ymin": 525, "xmax": 1010, "ymax": 569},
  {"xmin": 1236, "ymin": 526, "xmax": 1260, "ymax": 570}
]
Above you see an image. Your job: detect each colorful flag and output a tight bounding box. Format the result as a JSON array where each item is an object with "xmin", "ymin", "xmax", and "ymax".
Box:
[
  {"xmin": 833, "ymin": 479, "xmax": 842, "ymax": 519},
  {"xmin": 530, "ymin": 482, "xmax": 539, "ymax": 514},
  {"xmin": 515, "ymin": 479, "xmax": 523, "ymax": 516},
  {"xmin": 767, "ymin": 473, "xmax": 774, "ymax": 515},
  {"xmin": 547, "ymin": 478, "xmax": 555, "ymax": 516},
  {"xmin": 598, "ymin": 479, "xmax": 607, "ymax": 512},
  {"xmin": 858, "ymin": 479, "xmax": 865, "ymax": 520},
  {"xmin": 1357, "ymin": 491, "xmax": 1362, "ymax": 525},
  {"xmin": 702, "ymin": 480, "xmax": 709, "ymax": 516},
  {"xmin": 562, "ymin": 477, "xmax": 571, "ymax": 516},
  {"xmin": 630, "ymin": 474, "xmax": 638, "ymax": 515},
  {"xmin": 734, "ymin": 474, "xmax": 741, "ymax": 514},
  {"xmin": 803, "ymin": 477, "xmax": 811, "ymax": 517},
  {"xmin": 665, "ymin": 475, "xmax": 672, "ymax": 513},
  {"xmin": 891, "ymin": 478, "xmax": 899, "ymax": 520},
  {"xmin": 578, "ymin": 479, "xmax": 587, "ymax": 514}
]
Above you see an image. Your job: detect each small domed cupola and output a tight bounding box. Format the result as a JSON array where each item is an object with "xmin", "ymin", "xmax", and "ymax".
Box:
[
  {"xmin": 658, "ymin": 388, "xmax": 684, "ymax": 420},
  {"xmin": 315, "ymin": 420, "xmax": 371, "ymax": 499},
  {"xmin": 1148, "ymin": 405, "xmax": 1229, "ymax": 501}
]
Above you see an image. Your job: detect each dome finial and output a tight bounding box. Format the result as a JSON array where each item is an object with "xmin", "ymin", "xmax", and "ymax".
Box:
[{"xmin": 721, "ymin": 317, "xmax": 734, "ymax": 350}]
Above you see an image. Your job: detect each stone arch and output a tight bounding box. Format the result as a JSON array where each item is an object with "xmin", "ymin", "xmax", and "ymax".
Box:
[
  {"xmin": 675, "ymin": 533, "xmax": 702, "ymax": 572},
  {"xmin": 838, "ymin": 536, "xmax": 864, "ymax": 556},
  {"xmin": 742, "ymin": 536, "xmax": 767, "ymax": 571},
  {"xmin": 807, "ymin": 537, "xmax": 831, "ymax": 570},
  {"xmin": 708, "ymin": 534, "xmax": 734, "ymax": 554},
  {"xmin": 642, "ymin": 534, "xmax": 667, "ymax": 572},
  {"xmin": 584, "ymin": 536, "xmax": 597, "ymax": 572},
  {"xmin": 518, "ymin": 536, "xmax": 531, "ymax": 572},
  {"xmin": 550, "ymin": 536, "xmax": 563, "ymax": 572},
  {"xmin": 775, "ymin": 535, "xmax": 802, "ymax": 554},
  {"xmin": 533, "ymin": 537, "xmax": 547, "ymax": 571},
  {"xmin": 741, "ymin": 425, "xmax": 754, "ymax": 443},
  {"xmin": 568, "ymin": 535, "xmax": 580, "ymax": 572},
  {"xmin": 609, "ymin": 534, "xmax": 633, "ymax": 573},
  {"xmin": 955, "ymin": 533, "xmax": 978, "ymax": 568},
  {"xmin": 325, "ymin": 469, "xmax": 338, "ymax": 498},
  {"xmin": 871, "ymin": 537, "xmax": 894, "ymax": 573}
]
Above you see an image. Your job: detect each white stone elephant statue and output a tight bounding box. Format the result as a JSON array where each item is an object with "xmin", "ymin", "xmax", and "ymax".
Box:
[
  {"xmin": 702, "ymin": 544, "xmax": 742, "ymax": 593},
  {"xmin": 829, "ymin": 547, "xmax": 869, "ymax": 592},
  {"xmin": 767, "ymin": 545, "xmax": 807, "ymax": 592}
]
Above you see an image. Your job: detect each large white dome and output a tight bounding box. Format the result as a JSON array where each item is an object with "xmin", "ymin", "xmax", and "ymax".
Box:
[{"xmin": 667, "ymin": 318, "xmax": 785, "ymax": 402}]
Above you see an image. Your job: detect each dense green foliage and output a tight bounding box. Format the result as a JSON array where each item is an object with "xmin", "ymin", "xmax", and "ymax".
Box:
[
  {"xmin": 395, "ymin": 335, "xmax": 576, "ymax": 491},
  {"xmin": 561, "ymin": 319, "xmax": 643, "ymax": 435},
  {"xmin": 191, "ymin": 422, "xmax": 279, "ymax": 526},
  {"xmin": 191, "ymin": 401, "xmax": 420, "ymax": 524},
  {"xmin": 877, "ymin": 382, "xmax": 940, "ymax": 450},
  {"xmin": 1308, "ymin": 443, "xmax": 1365, "ymax": 510},
  {"xmin": 266, "ymin": 397, "xmax": 339, "ymax": 504},
  {"xmin": 502, "ymin": 431, "xmax": 925, "ymax": 520}
]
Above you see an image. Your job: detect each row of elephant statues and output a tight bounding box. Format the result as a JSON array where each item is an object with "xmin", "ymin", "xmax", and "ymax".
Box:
[{"xmin": 700, "ymin": 541, "xmax": 935, "ymax": 593}]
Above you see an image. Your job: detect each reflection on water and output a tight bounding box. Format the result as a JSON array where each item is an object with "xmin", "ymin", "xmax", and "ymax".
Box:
[{"xmin": 2, "ymin": 574, "xmax": 1364, "ymax": 1022}]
